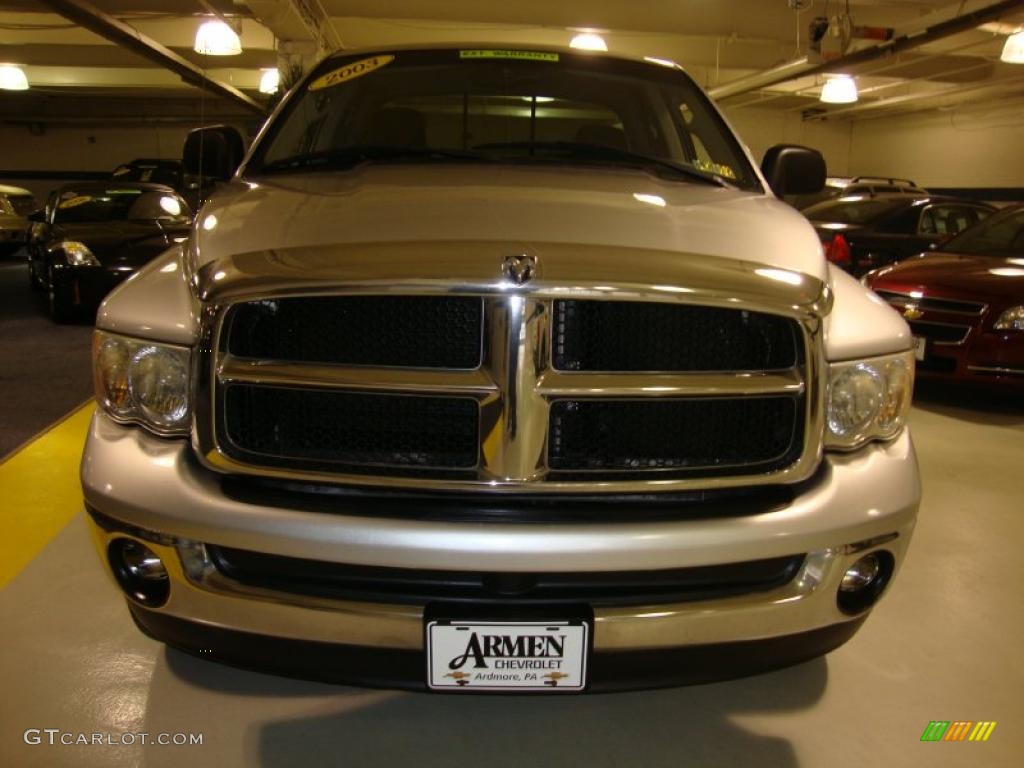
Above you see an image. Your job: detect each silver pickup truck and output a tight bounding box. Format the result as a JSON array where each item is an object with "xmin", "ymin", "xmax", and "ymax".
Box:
[{"xmin": 82, "ymin": 45, "xmax": 920, "ymax": 692}]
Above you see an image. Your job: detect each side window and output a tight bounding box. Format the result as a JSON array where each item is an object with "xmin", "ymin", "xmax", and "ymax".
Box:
[
  {"xmin": 919, "ymin": 206, "xmax": 940, "ymax": 235},
  {"xmin": 970, "ymin": 206, "xmax": 992, "ymax": 226},
  {"xmin": 946, "ymin": 207, "xmax": 974, "ymax": 236}
]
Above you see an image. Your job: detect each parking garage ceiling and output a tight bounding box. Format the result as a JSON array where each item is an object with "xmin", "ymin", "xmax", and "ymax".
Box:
[{"xmin": 1, "ymin": 0, "xmax": 1023, "ymax": 126}]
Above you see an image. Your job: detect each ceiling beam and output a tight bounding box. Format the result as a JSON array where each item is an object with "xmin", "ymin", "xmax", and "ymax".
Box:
[
  {"xmin": 710, "ymin": 0, "xmax": 1024, "ymax": 100},
  {"xmin": 36, "ymin": 0, "xmax": 266, "ymax": 115}
]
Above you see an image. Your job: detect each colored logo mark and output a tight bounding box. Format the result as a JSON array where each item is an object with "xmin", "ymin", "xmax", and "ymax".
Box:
[{"xmin": 920, "ymin": 721, "xmax": 997, "ymax": 742}]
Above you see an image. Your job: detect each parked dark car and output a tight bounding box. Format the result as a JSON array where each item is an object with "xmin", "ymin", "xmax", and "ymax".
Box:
[
  {"xmin": 864, "ymin": 204, "xmax": 1024, "ymax": 389},
  {"xmin": 787, "ymin": 175, "xmax": 927, "ymax": 210},
  {"xmin": 27, "ymin": 182, "xmax": 191, "ymax": 322},
  {"xmin": 804, "ymin": 195, "xmax": 994, "ymax": 276}
]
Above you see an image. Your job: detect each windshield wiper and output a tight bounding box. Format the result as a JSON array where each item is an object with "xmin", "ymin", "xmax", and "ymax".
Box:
[
  {"xmin": 470, "ymin": 141, "xmax": 731, "ymax": 187},
  {"xmin": 257, "ymin": 145, "xmax": 494, "ymax": 174}
]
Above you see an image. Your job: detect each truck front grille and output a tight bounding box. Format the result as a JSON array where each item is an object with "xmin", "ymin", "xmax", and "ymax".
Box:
[{"xmin": 202, "ymin": 290, "xmax": 819, "ymax": 493}]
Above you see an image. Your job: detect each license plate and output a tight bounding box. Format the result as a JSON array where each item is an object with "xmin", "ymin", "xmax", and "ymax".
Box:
[
  {"xmin": 914, "ymin": 336, "xmax": 926, "ymax": 361},
  {"xmin": 427, "ymin": 620, "xmax": 589, "ymax": 691}
]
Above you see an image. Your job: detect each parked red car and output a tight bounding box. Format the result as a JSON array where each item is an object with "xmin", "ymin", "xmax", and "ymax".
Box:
[{"xmin": 864, "ymin": 204, "xmax": 1024, "ymax": 388}]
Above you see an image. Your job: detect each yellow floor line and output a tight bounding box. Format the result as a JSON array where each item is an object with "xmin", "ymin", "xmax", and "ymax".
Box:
[{"xmin": 0, "ymin": 402, "xmax": 95, "ymax": 589}]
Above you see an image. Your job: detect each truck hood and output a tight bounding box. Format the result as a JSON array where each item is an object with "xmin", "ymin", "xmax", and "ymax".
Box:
[{"xmin": 193, "ymin": 165, "xmax": 827, "ymax": 282}]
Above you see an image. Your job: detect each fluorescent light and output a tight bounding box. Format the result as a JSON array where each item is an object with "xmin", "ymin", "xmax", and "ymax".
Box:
[
  {"xmin": 0, "ymin": 64, "xmax": 28, "ymax": 91},
  {"xmin": 820, "ymin": 75, "xmax": 858, "ymax": 104},
  {"xmin": 1001, "ymin": 30, "xmax": 1024, "ymax": 64},
  {"xmin": 194, "ymin": 20, "xmax": 242, "ymax": 56},
  {"xmin": 570, "ymin": 32, "xmax": 607, "ymax": 51},
  {"xmin": 259, "ymin": 68, "xmax": 280, "ymax": 94}
]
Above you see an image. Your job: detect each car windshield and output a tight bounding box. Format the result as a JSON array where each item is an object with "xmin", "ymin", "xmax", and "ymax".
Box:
[
  {"xmin": 248, "ymin": 48, "xmax": 759, "ymax": 190},
  {"xmin": 804, "ymin": 197, "xmax": 911, "ymax": 225},
  {"xmin": 9, "ymin": 195, "xmax": 36, "ymax": 216},
  {"xmin": 53, "ymin": 188, "xmax": 191, "ymax": 224},
  {"xmin": 942, "ymin": 207, "xmax": 1024, "ymax": 258}
]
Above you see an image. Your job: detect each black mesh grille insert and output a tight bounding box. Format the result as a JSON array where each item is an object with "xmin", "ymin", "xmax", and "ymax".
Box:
[
  {"xmin": 548, "ymin": 397, "xmax": 802, "ymax": 475},
  {"xmin": 207, "ymin": 545, "xmax": 806, "ymax": 607},
  {"xmin": 225, "ymin": 296, "xmax": 483, "ymax": 369},
  {"xmin": 553, "ymin": 300, "xmax": 799, "ymax": 372},
  {"xmin": 220, "ymin": 385, "xmax": 479, "ymax": 472}
]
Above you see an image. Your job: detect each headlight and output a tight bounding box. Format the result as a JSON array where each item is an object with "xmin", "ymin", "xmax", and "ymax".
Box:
[
  {"xmin": 994, "ymin": 305, "xmax": 1024, "ymax": 331},
  {"xmin": 826, "ymin": 351, "xmax": 914, "ymax": 451},
  {"xmin": 52, "ymin": 240, "xmax": 100, "ymax": 266},
  {"xmin": 93, "ymin": 331, "xmax": 191, "ymax": 435}
]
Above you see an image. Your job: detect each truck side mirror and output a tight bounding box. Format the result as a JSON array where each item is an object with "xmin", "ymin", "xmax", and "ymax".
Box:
[
  {"xmin": 761, "ymin": 144, "xmax": 826, "ymax": 197},
  {"xmin": 183, "ymin": 125, "xmax": 245, "ymax": 181}
]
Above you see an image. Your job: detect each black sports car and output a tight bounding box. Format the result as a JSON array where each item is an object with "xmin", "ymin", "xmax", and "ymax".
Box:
[
  {"xmin": 803, "ymin": 194, "xmax": 994, "ymax": 277},
  {"xmin": 27, "ymin": 182, "xmax": 191, "ymax": 322}
]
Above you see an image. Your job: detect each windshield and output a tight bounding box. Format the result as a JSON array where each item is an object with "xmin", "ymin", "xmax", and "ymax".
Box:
[
  {"xmin": 53, "ymin": 188, "xmax": 191, "ymax": 224},
  {"xmin": 248, "ymin": 48, "xmax": 759, "ymax": 190},
  {"xmin": 804, "ymin": 197, "xmax": 911, "ymax": 225},
  {"xmin": 942, "ymin": 206, "xmax": 1024, "ymax": 258}
]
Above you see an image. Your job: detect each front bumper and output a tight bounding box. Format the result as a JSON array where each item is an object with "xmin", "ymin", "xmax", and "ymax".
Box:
[
  {"xmin": 82, "ymin": 411, "xmax": 920, "ymax": 689},
  {"xmin": 918, "ymin": 329, "xmax": 1024, "ymax": 388}
]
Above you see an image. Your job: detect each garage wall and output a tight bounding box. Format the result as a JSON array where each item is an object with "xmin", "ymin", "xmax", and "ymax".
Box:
[
  {"xmin": 722, "ymin": 106, "xmax": 853, "ymax": 177},
  {"xmin": 0, "ymin": 124, "xmax": 191, "ymax": 172},
  {"xmin": 846, "ymin": 101, "xmax": 1024, "ymax": 188}
]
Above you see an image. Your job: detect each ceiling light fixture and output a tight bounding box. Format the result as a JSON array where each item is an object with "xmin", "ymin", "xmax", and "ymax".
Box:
[
  {"xmin": 820, "ymin": 74, "xmax": 858, "ymax": 104},
  {"xmin": 1001, "ymin": 30, "xmax": 1024, "ymax": 64},
  {"xmin": 570, "ymin": 32, "xmax": 608, "ymax": 51},
  {"xmin": 194, "ymin": 20, "xmax": 242, "ymax": 56},
  {"xmin": 259, "ymin": 68, "xmax": 280, "ymax": 94},
  {"xmin": 0, "ymin": 64, "xmax": 29, "ymax": 91}
]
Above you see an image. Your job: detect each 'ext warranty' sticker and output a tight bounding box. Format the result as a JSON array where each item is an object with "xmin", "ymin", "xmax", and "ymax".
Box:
[
  {"xmin": 308, "ymin": 55, "xmax": 395, "ymax": 91},
  {"xmin": 460, "ymin": 50, "xmax": 559, "ymax": 62}
]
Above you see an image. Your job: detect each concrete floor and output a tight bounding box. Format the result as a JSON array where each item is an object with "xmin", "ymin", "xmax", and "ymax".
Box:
[{"xmin": 0, "ymin": 385, "xmax": 1021, "ymax": 767}]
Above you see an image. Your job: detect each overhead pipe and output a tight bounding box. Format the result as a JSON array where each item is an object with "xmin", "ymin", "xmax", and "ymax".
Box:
[
  {"xmin": 37, "ymin": 0, "xmax": 266, "ymax": 115},
  {"xmin": 709, "ymin": 0, "xmax": 1024, "ymax": 100}
]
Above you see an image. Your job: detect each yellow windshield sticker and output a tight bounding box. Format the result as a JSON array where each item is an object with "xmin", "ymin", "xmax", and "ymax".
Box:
[
  {"xmin": 309, "ymin": 55, "xmax": 395, "ymax": 91},
  {"xmin": 57, "ymin": 195, "xmax": 92, "ymax": 209},
  {"xmin": 694, "ymin": 159, "xmax": 737, "ymax": 180},
  {"xmin": 460, "ymin": 50, "xmax": 559, "ymax": 62}
]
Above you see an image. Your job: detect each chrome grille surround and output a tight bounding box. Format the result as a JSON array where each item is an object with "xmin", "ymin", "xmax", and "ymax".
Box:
[{"xmin": 192, "ymin": 242, "xmax": 830, "ymax": 494}]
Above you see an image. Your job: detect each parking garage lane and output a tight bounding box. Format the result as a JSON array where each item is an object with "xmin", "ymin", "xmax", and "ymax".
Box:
[{"xmin": 0, "ymin": 256, "xmax": 94, "ymax": 458}]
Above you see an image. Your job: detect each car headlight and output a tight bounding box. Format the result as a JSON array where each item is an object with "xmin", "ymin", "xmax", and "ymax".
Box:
[
  {"xmin": 993, "ymin": 305, "xmax": 1024, "ymax": 331},
  {"xmin": 826, "ymin": 351, "xmax": 914, "ymax": 451},
  {"xmin": 52, "ymin": 240, "xmax": 100, "ymax": 266},
  {"xmin": 93, "ymin": 331, "xmax": 191, "ymax": 435}
]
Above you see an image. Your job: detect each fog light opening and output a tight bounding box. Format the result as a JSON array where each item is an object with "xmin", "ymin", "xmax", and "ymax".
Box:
[
  {"xmin": 108, "ymin": 538, "xmax": 170, "ymax": 607},
  {"xmin": 837, "ymin": 550, "xmax": 894, "ymax": 615}
]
